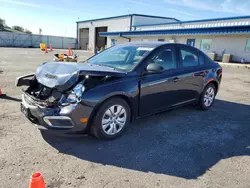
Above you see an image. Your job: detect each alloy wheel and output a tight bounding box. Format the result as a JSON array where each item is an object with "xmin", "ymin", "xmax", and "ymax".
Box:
[
  {"xmin": 101, "ymin": 105, "xmax": 127, "ymax": 135},
  {"xmin": 204, "ymin": 87, "xmax": 215, "ymax": 107}
]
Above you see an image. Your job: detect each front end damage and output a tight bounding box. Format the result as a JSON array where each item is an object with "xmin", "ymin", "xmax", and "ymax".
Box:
[
  {"xmin": 18, "ymin": 75, "xmax": 93, "ymax": 134},
  {"xmin": 16, "ymin": 62, "xmax": 125, "ymax": 135}
]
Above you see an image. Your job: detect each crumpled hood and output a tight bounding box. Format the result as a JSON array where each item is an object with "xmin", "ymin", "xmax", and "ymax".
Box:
[{"xmin": 35, "ymin": 61, "xmax": 126, "ymax": 90}]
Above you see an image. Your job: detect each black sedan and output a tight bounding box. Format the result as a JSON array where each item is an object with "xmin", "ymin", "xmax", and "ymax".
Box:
[{"xmin": 16, "ymin": 42, "xmax": 222, "ymax": 140}]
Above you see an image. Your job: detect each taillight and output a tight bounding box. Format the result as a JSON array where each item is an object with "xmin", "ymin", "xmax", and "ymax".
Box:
[{"xmin": 217, "ymin": 67, "xmax": 222, "ymax": 77}]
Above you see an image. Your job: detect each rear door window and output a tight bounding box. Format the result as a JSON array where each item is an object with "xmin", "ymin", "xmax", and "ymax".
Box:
[{"xmin": 180, "ymin": 48, "xmax": 199, "ymax": 68}]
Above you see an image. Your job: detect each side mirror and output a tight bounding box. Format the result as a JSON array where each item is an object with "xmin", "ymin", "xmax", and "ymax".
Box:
[{"xmin": 146, "ymin": 63, "xmax": 164, "ymax": 74}]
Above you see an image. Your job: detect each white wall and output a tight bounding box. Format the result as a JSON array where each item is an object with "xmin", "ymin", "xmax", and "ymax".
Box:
[
  {"xmin": 111, "ymin": 34, "xmax": 250, "ymax": 62},
  {"xmin": 109, "ymin": 37, "xmax": 130, "ymax": 45},
  {"xmin": 77, "ymin": 15, "xmax": 180, "ymax": 50},
  {"xmin": 206, "ymin": 35, "xmax": 250, "ymax": 62},
  {"xmin": 79, "ymin": 29, "xmax": 89, "ymax": 50},
  {"xmin": 132, "ymin": 15, "xmax": 178, "ymax": 27},
  {"xmin": 175, "ymin": 35, "xmax": 250, "ymax": 62},
  {"xmin": 78, "ymin": 17, "xmax": 131, "ymax": 51},
  {"xmin": 0, "ymin": 31, "xmax": 76, "ymax": 48}
]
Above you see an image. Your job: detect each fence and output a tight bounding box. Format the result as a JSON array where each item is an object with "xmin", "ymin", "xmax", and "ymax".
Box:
[{"xmin": 0, "ymin": 32, "xmax": 76, "ymax": 49}]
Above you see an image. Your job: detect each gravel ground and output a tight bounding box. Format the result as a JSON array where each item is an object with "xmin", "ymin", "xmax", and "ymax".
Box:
[{"xmin": 0, "ymin": 48, "xmax": 250, "ymax": 188}]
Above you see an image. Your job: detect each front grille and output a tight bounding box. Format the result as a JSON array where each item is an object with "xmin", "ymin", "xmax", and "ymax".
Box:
[{"xmin": 23, "ymin": 92, "xmax": 58, "ymax": 107}]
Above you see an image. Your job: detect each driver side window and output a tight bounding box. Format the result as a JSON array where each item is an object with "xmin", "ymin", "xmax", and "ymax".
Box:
[{"xmin": 151, "ymin": 48, "xmax": 176, "ymax": 70}]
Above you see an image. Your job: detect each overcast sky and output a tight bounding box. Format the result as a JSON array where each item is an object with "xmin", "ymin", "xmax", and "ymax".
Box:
[{"xmin": 0, "ymin": 0, "xmax": 250, "ymax": 37}]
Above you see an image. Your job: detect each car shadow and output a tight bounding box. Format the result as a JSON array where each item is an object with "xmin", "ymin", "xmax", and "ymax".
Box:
[
  {"xmin": 0, "ymin": 94, "xmax": 21, "ymax": 102},
  {"xmin": 41, "ymin": 99, "xmax": 250, "ymax": 179}
]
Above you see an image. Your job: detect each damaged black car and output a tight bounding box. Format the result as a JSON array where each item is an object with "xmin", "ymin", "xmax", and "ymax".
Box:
[{"xmin": 16, "ymin": 42, "xmax": 222, "ymax": 140}]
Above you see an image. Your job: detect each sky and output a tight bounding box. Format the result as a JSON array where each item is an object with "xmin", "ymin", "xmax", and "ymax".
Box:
[{"xmin": 1, "ymin": 0, "xmax": 250, "ymax": 37}]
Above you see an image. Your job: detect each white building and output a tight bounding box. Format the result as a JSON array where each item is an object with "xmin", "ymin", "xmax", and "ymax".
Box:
[
  {"xmin": 77, "ymin": 14, "xmax": 250, "ymax": 62},
  {"xmin": 77, "ymin": 14, "xmax": 179, "ymax": 50}
]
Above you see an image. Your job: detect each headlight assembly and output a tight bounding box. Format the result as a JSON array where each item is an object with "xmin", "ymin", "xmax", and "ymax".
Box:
[
  {"xmin": 72, "ymin": 82, "xmax": 85, "ymax": 98},
  {"xmin": 61, "ymin": 82, "xmax": 85, "ymax": 105}
]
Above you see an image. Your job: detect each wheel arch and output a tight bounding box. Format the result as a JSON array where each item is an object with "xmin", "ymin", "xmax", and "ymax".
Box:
[
  {"xmin": 86, "ymin": 94, "xmax": 134, "ymax": 132},
  {"xmin": 205, "ymin": 79, "xmax": 219, "ymax": 95}
]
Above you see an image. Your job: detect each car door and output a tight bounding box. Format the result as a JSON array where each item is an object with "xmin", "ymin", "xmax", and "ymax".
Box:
[
  {"xmin": 139, "ymin": 46, "xmax": 187, "ymax": 116},
  {"xmin": 174, "ymin": 46, "xmax": 207, "ymax": 103}
]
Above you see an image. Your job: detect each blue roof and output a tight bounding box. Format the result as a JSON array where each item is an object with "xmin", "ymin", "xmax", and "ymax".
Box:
[
  {"xmin": 132, "ymin": 15, "xmax": 250, "ymax": 27},
  {"xmin": 99, "ymin": 25, "xmax": 250, "ymax": 37},
  {"xmin": 76, "ymin": 14, "xmax": 180, "ymax": 23}
]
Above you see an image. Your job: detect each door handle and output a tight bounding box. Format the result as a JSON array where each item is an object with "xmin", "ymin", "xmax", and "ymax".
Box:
[
  {"xmin": 193, "ymin": 71, "xmax": 206, "ymax": 77},
  {"xmin": 173, "ymin": 77, "xmax": 180, "ymax": 82}
]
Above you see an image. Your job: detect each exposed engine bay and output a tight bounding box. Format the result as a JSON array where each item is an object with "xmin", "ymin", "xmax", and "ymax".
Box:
[
  {"xmin": 20, "ymin": 74, "xmax": 117, "ymax": 108},
  {"xmin": 24, "ymin": 78, "xmax": 64, "ymax": 107}
]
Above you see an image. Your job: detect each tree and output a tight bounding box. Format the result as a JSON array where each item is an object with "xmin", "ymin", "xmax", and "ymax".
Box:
[
  {"xmin": 0, "ymin": 18, "xmax": 4, "ymax": 30},
  {"xmin": 12, "ymin": 25, "xmax": 24, "ymax": 32},
  {"xmin": 24, "ymin": 29, "xmax": 32, "ymax": 34},
  {"xmin": 4, "ymin": 26, "xmax": 11, "ymax": 29}
]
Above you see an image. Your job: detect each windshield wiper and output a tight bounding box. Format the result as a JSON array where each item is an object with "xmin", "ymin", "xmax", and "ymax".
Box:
[{"xmin": 94, "ymin": 64, "xmax": 118, "ymax": 70}]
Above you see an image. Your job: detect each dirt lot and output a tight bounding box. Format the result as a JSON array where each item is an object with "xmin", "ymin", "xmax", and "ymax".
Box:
[{"xmin": 0, "ymin": 47, "xmax": 250, "ymax": 188}]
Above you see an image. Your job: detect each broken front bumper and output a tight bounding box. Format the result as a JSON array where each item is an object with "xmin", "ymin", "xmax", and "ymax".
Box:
[{"xmin": 21, "ymin": 93, "xmax": 93, "ymax": 135}]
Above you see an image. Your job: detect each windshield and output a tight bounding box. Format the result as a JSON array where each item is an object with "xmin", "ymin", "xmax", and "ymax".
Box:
[{"xmin": 88, "ymin": 45, "xmax": 154, "ymax": 71}]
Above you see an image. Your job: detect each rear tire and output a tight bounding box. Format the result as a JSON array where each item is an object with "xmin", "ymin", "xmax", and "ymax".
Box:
[
  {"xmin": 90, "ymin": 97, "xmax": 131, "ymax": 140},
  {"xmin": 199, "ymin": 83, "xmax": 216, "ymax": 111}
]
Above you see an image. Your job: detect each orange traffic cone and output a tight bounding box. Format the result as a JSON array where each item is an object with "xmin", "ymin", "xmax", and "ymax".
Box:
[
  {"xmin": 50, "ymin": 44, "xmax": 53, "ymax": 51},
  {"xmin": 45, "ymin": 46, "xmax": 48, "ymax": 53},
  {"xmin": 68, "ymin": 46, "xmax": 72, "ymax": 56},
  {"xmin": 29, "ymin": 172, "xmax": 45, "ymax": 188}
]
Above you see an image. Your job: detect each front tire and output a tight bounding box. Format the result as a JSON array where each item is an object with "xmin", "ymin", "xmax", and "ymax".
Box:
[
  {"xmin": 91, "ymin": 97, "xmax": 131, "ymax": 140},
  {"xmin": 199, "ymin": 83, "xmax": 216, "ymax": 111}
]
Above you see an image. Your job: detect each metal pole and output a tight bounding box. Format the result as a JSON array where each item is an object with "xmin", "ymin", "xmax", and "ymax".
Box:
[
  {"xmin": 76, "ymin": 22, "xmax": 79, "ymax": 49},
  {"xmin": 12, "ymin": 33, "xmax": 14, "ymax": 47}
]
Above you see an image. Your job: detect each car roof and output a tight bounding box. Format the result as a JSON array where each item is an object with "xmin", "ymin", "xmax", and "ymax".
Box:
[
  {"xmin": 121, "ymin": 42, "xmax": 166, "ymax": 48},
  {"xmin": 121, "ymin": 42, "xmax": 196, "ymax": 49}
]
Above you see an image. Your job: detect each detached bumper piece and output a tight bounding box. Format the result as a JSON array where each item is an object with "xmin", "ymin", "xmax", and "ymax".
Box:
[{"xmin": 21, "ymin": 103, "xmax": 40, "ymax": 125}]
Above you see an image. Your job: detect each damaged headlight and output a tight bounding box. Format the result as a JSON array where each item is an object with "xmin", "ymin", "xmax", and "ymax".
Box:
[
  {"xmin": 61, "ymin": 82, "xmax": 85, "ymax": 105},
  {"xmin": 72, "ymin": 82, "xmax": 85, "ymax": 98}
]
